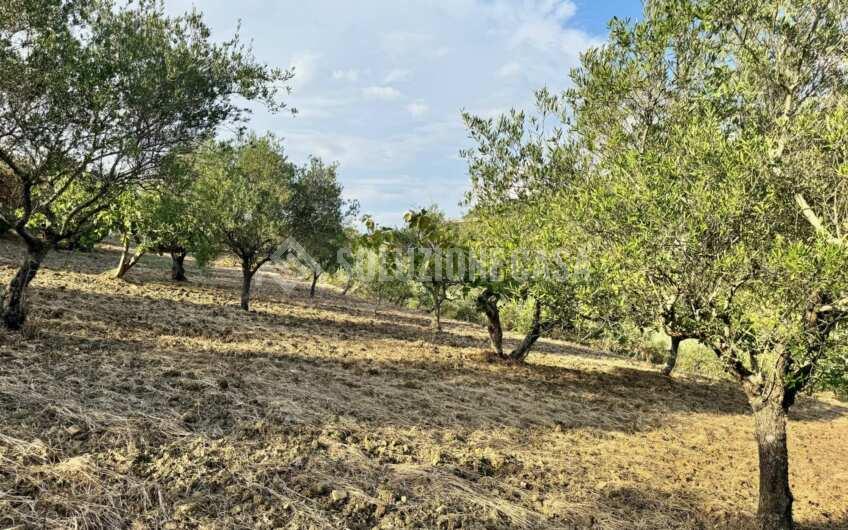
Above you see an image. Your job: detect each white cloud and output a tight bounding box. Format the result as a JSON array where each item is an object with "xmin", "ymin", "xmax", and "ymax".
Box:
[
  {"xmin": 289, "ymin": 51, "xmax": 321, "ymax": 89},
  {"xmin": 552, "ymin": 0, "xmax": 577, "ymax": 21},
  {"xmin": 165, "ymin": 0, "xmax": 610, "ymax": 225},
  {"xmin": 332, "ymin": 69, "xmax": 360, "ymax": 82},
  {"xmin": 497, "ymin": 62, "xmax": 522, "ymax": 78},
  {"xmin": 280, "ymin": 120, "xmax": 461, "ymax": 171},
  {"xmin": 362, "ymin": 85, "xmax": 402, "ymax": 100},
  {"xmin": 406, "ymin": 102, "xmax": 429, "ymax": 118},
  {"xmin": 383, "ymin": 68, "xmax": 412, "ymax": 84}
]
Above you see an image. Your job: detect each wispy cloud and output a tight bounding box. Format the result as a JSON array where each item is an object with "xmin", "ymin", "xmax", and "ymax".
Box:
[
  {"xmin": 289, "ymin": 51, "xmax": 321, "ymax": 89},
  {"xmin": 383, "ymin": 68, "xmax": 412, "ymax": 84},
  {"xmin": 162, "ymin": 0, "xmax": 614, "ymax": 225},
  {"xmin": 332, "ymin": 68, "xmax": 360, "ymax": 82},
  {"xmin": 362, "ymin": 85, "xmax": 402, "ymax": 100},
  {"xmin": 406, "ymin": 101, "xmax": 429, "ymax": 118}
]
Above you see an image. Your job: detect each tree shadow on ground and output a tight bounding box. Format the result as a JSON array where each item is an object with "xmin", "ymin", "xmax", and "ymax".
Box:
[
  {"xmin": 4, "ymin": 333, "xmax": 844, "ymax": 530},
  {"xmin": 584, "ymin": 485, "xmax": 847, "ymax": 530},
  {"xmin": 2, "ymin": 243, "xmax": 847, "ymax": 529},
  {"xmin": 17, "ymin": 281, "xmax": 848, "ymax": 427}
]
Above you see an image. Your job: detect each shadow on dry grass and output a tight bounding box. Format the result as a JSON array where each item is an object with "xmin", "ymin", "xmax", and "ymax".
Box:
[
  {"xmin": 27, "ymin": 282, "xmax": 848, "ymax": 425},
  {"xmin": 2, "ymin": 239, "xmax": 848, "ymax": 529}
]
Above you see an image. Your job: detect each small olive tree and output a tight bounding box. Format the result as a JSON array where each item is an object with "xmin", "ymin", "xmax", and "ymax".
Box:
[
  {"xmin": 0, "ymin": 0, "xmax": 290, "ymax": 329},
  {"xmin": 109, "ymin": 161, "xmax": 219, "ymax": 281},
  {"xmin": 192, "ymin": 134, "xmax": 293, "ymax": 311},
  {"xmin": 461, "ymin": 95, "xmax": 585, "ymax": 362},
  {"xmin": 348, "ymin": 218, "xmax": 417, "ymax": 312},
  {"xmin": 285, "ymin": 157, "xmax": 359, "ymax": 297},
  {"xmin": 400, "ymin": 208, "xmax": 468, "ymax": 332}
]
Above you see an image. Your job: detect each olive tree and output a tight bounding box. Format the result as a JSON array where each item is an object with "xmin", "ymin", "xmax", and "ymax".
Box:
[
  {"xmin": 110, "ymin": 162, "xmax": 219, "ymax": 281},
  {"xmin": 285, "ymin": 157, "xmax": 359, "ymax": 297},
  {"xmin": 400, "ymin": 208, "xmax": 469, "ymax": 332},
  {"xmin": 351, "ymin": 212, "xmax": 467, "ymax": 326},
  {"xmin": 461, "ymin": 95, "xmax": 585, "ymax": 362},
  {"xmin": 192, "ymin": 134, "xmax": 293, "ymax": 311},
  {"xmin": 566, "ymin": 1, "xmax": 848, "ymax": 528},
  {"xmin": 349, "ymin": 218, "xmax": 417, "ymax": 312},
  {"xmin": 0, "ymin": 0, "xmax": 290, "ymax": 329}
]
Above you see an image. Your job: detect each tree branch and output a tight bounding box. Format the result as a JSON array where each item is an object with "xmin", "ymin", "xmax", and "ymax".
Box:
[{"xmin": 795, "ymin": 193, "xmax": 843, "ymax": 245}]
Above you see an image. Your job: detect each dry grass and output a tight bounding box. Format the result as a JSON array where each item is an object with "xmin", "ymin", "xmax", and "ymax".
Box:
[{"xmin": 1, "ymin": 238, "xmax": 847, "ymax": 529}]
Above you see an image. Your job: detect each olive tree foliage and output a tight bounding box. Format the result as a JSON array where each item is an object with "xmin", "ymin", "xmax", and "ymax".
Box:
[
  {"xmin": 109, "ymin": 161, "xmax": 219, "ymax": 282},
  {"xmin": 461, "ymin": 94, "xmax": 592, "ymax": 362},
  {"xmin": 350, "ymin": 211, "xmax": 468, "ymax": 327},
  {"xmin": 563, "ymin": 1, "xmax": 848, "ymax": 528},
  {"xmin": 348, "ymin": 217, "xmax": 416, "ymax": 311},
  {"xmin": 192, "ymin": 134, "xmax": 293, "ymax": 311},
  {"xmin": 0, "ymin": 0, "xmax": 291, "ymax": 329},
  {"xmin": 399, "ymin": 208, "xmax": 470, "ymax": 332},
  {"xmin": 285, "ymin": 157, "xmax": 359, "ymax": 298}
]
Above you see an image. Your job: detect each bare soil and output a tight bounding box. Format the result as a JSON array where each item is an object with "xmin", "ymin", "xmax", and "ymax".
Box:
[{"xmin": 1, "ymin": 238, "xmax": 847, "ymax": 529}]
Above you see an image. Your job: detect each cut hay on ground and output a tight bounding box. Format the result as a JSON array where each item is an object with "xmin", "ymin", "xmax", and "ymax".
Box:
[{"xmin": 1, "ymin": 239, "xmax": 847, "ymax": 529}]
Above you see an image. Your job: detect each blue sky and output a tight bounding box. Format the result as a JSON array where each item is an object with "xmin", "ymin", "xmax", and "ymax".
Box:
[{"xmin": 165, "ymin": 1, "xmax": 643, "ymax": 226}]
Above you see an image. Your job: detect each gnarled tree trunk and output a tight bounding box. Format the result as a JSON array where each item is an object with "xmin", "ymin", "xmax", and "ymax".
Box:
[
  {"xmin": 661, "ymin": 335, "xmax": 683, "ymax": 376},
  {"xmin": 2, "ymin": 241, "xmax": 48, "ymax": 330},
  {"xmin": 171, "ymin": 250, "xmax": 188, "ymax": 282},
  {"xmin": 476, "ymin": 289, "xmax": 504, "ymax": 356},
  {"xmin": 751, "ymin": 400, "xmax": 793, "ymax": 530},
  {"xmin": 241, "ymin": 266, "xmax": 254, "ymax": 311},
  {"xmin": 509, "ymin": 300, "xmax": 544, "ymax": 363},
  {"xmin": 114, "ymin": 236, "xmax": 144, "ymax": 279},
  {"xmin": 309, "ymin": 272, "xmax": 320, "ymax": 298}
]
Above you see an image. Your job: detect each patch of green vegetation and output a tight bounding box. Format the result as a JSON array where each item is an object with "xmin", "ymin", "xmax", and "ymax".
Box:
[{"xmin": 644, "ymin": 332, "xmax": 727, "ymax": 380}]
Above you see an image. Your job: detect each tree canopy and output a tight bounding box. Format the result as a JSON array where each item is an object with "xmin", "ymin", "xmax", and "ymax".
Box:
[
  {"xmin": 541, "ymin": 1, "xmax": 848, "ymax": 527},
  {"xmin": 0, "ymin": 0, "xmax": 291, "ymax": 328},
  {"xmin": 192, "ymin": 134, "xmax": 293, "ymax": 311},
  {"xmin": 461, "ymin": 1, "xmax": 848, "ymax": 527},
  {"xmin": 109, "ymin": 158, "xmax": 219, "ymax": 281},
  {"xmin": 286, "ymin": 157, "xmax": 359, "ymax": 297},
  {"xmin": 2, "ymin": 1, "xmax": 847, "ymax": 528}
]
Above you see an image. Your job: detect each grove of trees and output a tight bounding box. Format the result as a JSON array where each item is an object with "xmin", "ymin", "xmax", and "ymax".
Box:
[
  {"xmin": 0, "ymin": 0, "xmax": 290, "ymax": 327},
  {"xmin": 458, "ymin": 1, "xmax": 848, "ymax": 528},
  {"xmin": 1, "ymin": 1, "xmax": 847, "ymax": 529}
]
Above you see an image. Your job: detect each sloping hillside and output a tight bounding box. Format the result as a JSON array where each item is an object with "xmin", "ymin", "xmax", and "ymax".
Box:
[{"xmin": 1, "ymin": 239, "xmax": 847, "ymax": 529}]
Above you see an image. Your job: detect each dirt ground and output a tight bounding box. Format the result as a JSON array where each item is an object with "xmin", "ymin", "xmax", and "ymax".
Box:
[{"xmin": 1, "ymin": 238, "xmax": 847, "ymax": 530}]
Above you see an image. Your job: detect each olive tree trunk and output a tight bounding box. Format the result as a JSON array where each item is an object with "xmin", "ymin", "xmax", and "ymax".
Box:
[
  {"xmin": 509, "ymin": 300, "xmax": 544, "ymax": 363},
  {"xmin": 476, "ymin": 289, "xmax": 504, "ymax": 356},
  {"xmin": 171, "ymin": 250, "xmax": 188, "ymax": 282},
  {"xmin": 752, "ymin": 400, "xmax": 793, "ymax": 530},
  {"xmin": 341, "ymin": 274, "xmax": 353, "ymax": 296},
  {"xmin": 241, "ymin": 266, "xmax": 255, "ymax": 311},
  {"xmin": 114, "ymin": 237, "xmax": 144, "ymax": 279},
  {"xmin": 309, "ymin": 272, "xmax": 320, "ymax": 298},
  {"xmin": 661, "ymin": 335, "xmax": 684, "ymax": 376},
  {"xmin": 432, "ymin": 296, "xmax": 443, "ymax": 331},
  {"xmin": 2, "ymin": 242, "xmax": 48, "ymax": 330}
]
